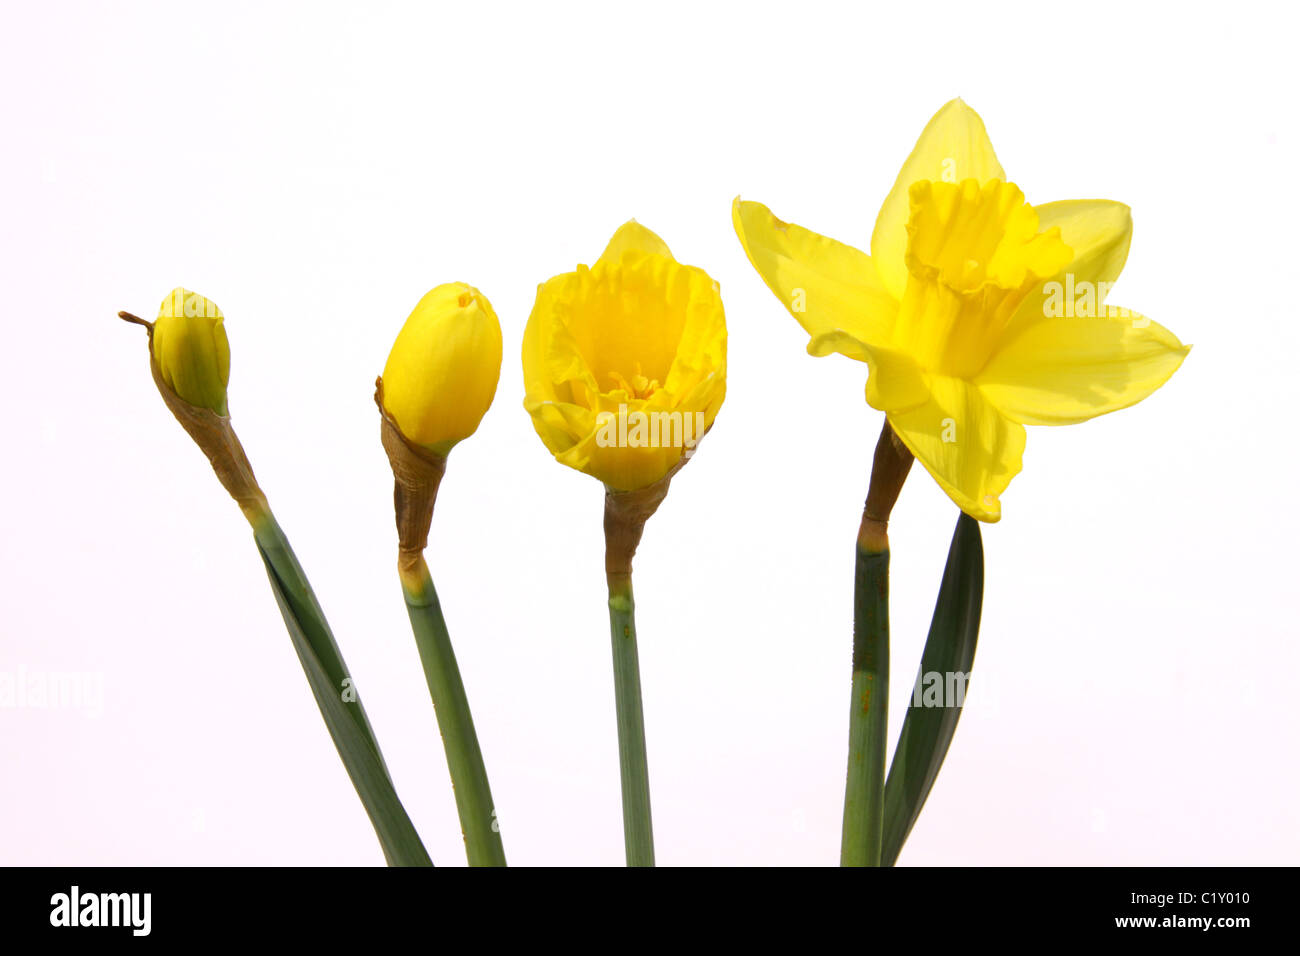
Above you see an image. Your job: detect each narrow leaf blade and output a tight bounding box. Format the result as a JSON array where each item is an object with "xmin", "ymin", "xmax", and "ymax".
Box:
[
  {"xmin": 881, "ymin": 512, "xmax": 983, "ymax": 865},
  {"xmin": 256, "ymin": 538, "xmax": 432, "ymax": 866}
]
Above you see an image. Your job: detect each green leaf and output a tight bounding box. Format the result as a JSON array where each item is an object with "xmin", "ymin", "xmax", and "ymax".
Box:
[
  {"xmin": 254, "ymin": 515, "xmax": 432, "ymax": 867},
  {"xmin": 881, "ymin": 512, "xmax": 983, "ymax": 866}
]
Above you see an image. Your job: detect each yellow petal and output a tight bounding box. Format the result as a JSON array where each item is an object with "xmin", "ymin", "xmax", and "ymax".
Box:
[
  {"xmin": 522, "ymin": 396, "xmax": 593, "ymax": 456},
  {"xmin": 732, "ymin": 197, "xmax": 896, "ymax": 361},
  {"xmin": 597, "ymin": 220, "xmax": 674, "ymax": 267},
  {"xmin": 870, "ymin": 99, "xmax": 1005, "ymax": 299},
  {"xmin": 886, "ymin": 375, "xmax": 1025, "ymax": 522},
  {"xmin": 862, "ymin": 343, "xmax": 931, "ymax": 413},
  {"xmin": 976, "ymin": 309, "xmax": 1190, "ymax": 426},
  {"xmin": 1034, "ymin": 200, "xmax": 1132, "ymax": 285},
  {"xmin": 561, "ymin": 428, "xmax": 693, "ymax": 492},
  {"xmin": 998, "ymin": 200, "xmax": 1133, "ymax": 344},
  {"xmin": 804, "ymin": 330, "xmax": 930, "ymax": 412}
]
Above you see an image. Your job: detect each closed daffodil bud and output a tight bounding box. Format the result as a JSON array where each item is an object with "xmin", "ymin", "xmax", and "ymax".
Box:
[
  {"xmin": 151, "ymin": 287, "xmax": 231, "ymax": 415},
  {"xmin": 119, "ymin": 289, "xmax": 264, "ymax": 519},
  {"xmin": 376, "ymin": 283, "xmax": 502, "ymax": 577},
  {"xmin": 380, "ymin": 283, "xmax": 503, "ymax": 456},
  {"xmin": 522, "ymin": 221, "xmax": 727, "ymax": 494}
]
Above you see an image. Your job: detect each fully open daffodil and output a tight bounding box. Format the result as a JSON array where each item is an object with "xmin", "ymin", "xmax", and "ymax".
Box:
[
  {"xmin": 734, "ymin": 99, "xmax": 1189, "ymax": 521},
  {"xmin": 523, "ymin": 221, "xmax": 727, "ymax": 491}
]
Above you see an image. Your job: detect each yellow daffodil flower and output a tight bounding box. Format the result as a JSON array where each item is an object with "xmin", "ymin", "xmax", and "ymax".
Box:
[
  {"xmin": 523, "ymin": 221, "xmax": 727, "ymax": 491},
  {"xmin": 381, "ymin": 283, "xmax": 503, "ymax": 456},
  {"xmin": 734, "ymin": 99, "xmax": 1189, "ymax": 521},
  {"xmin": 151, "ymin": 287, "xmax": 230, "ymax": 415}
]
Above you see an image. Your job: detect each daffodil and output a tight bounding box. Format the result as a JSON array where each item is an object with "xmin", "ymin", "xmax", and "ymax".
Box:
[
  {"xmin": 380, "ymin": 282, "xmax": 503, "ymax": 456},
  {"xmin": 151, "ymin": 287, "xmax": 230, "ymax": 415},
  {"xmin": 522, "ymin": 220, "xmax": 727, "ymax": 492},
  {"xmin": 734, "ymin": 99, "xmax": 1189, "ymax": 521},
  {"xmin": 522, "ymin": 221, "xmax": 728, "ymax": 866},
  {"xmin": 375, "ymin": 281, "xmax": 507, "ymax": 867}
]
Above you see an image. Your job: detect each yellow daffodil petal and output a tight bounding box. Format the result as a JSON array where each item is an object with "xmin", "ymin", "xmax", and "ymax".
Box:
[
  {"xmin": 805, "ymin": 330, "xmax": 931, "ymax": 412},
  {"xmin": 862, "ymin": 344, "xmax": 931, "ymax": 413},
  {"xmin": 1034, "ymin": 200, "xmax": 1133, "ymax": 288},
  {"xmin": 558, "ymin": 425, "xmax": 692, "ymax": 493},
  {"xmin": 886, "ymin": 375, "xmax": 1025, "ymax": 522},
  {"xmin": 732, "ymin": 197, "xmax": 897, "ymax": 361},
  {"xmin": 807, "ymin": 329, "xmax": 872, "ymax": 362},
  {"xmin": 976, "ymin": 310, "xmax": 1190, "ymax": 426},
  {"xmin": 871, "ymin": 99, "xmax": 1005, "ymax": 300},
  {"xmin": 996, "ymin": 199, "xmax": 1135, "ymax": 344},
  {"xmin": 598, "ymin": 219, "xmax": 674, "ymax": 265},
  {"xmin": 522, "ymin": 396, "xmax": 593, "ymax": 455}
]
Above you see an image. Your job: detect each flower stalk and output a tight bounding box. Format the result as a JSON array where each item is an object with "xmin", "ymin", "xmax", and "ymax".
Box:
[
  {"xmin": 376, "ymin": 383, "xmax": 505, "ymax": 867},
  {"xmin": 602, "ymin": 474, "xmax": 672, "ymax": 868},
  {"xmin": 400, "ymin": 557, "xmax": 504, "ymax": 866},
  {"xmin": 842, "ymin": 421, "xmax": 912, "ymax": 866}
]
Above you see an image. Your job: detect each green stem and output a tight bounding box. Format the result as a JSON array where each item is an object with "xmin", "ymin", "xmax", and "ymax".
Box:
[
  {"xmin": 249, "ymin": 508, "xmax": 432, "ymax": 866},
  {"xmin": 606, "ymin": 571, "xmax": 654, "ymax": 867},
  {"xmin": 401, "ymin": 558, "xmax": 506, "ymax": 867},
  {"xmin": 841, "ymin": 542, "xmax": 890, "ymax": 867}
]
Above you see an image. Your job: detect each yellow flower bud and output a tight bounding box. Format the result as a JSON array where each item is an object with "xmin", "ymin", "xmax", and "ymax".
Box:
[
  {"xmin": 522, "ymin": 221, "xmax": 727, "ymax": 492},
  {"xmin": 381, "ymin": 283, "xmax": 503, "ymax": 455},
  {"xmin": 151, "ymin": 287, "xmax": 231, "ymax": 415}
]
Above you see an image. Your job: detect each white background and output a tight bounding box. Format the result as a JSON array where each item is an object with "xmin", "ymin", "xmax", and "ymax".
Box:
[{"xmin": 2, "ymin": 1, "xmax": 1296, "ymax": 866}]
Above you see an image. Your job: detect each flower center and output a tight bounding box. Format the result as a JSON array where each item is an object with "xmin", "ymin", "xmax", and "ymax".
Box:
[
  {"xmin": 609, "ymin": 364, "xmax": 662, "ymax": 400},
  {"xmin": 891, "ymin": 179, "xmax": 1072, "ymax": 378}
]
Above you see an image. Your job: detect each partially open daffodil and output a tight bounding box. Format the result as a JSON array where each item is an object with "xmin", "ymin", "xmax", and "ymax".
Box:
[
  {"xmin": 734, "ymin": 99, "xmax": 1189, "ymax": 521},
  {"xmin": 523, "ymin": 221, "xmax": 727, "ymax": 491}
]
